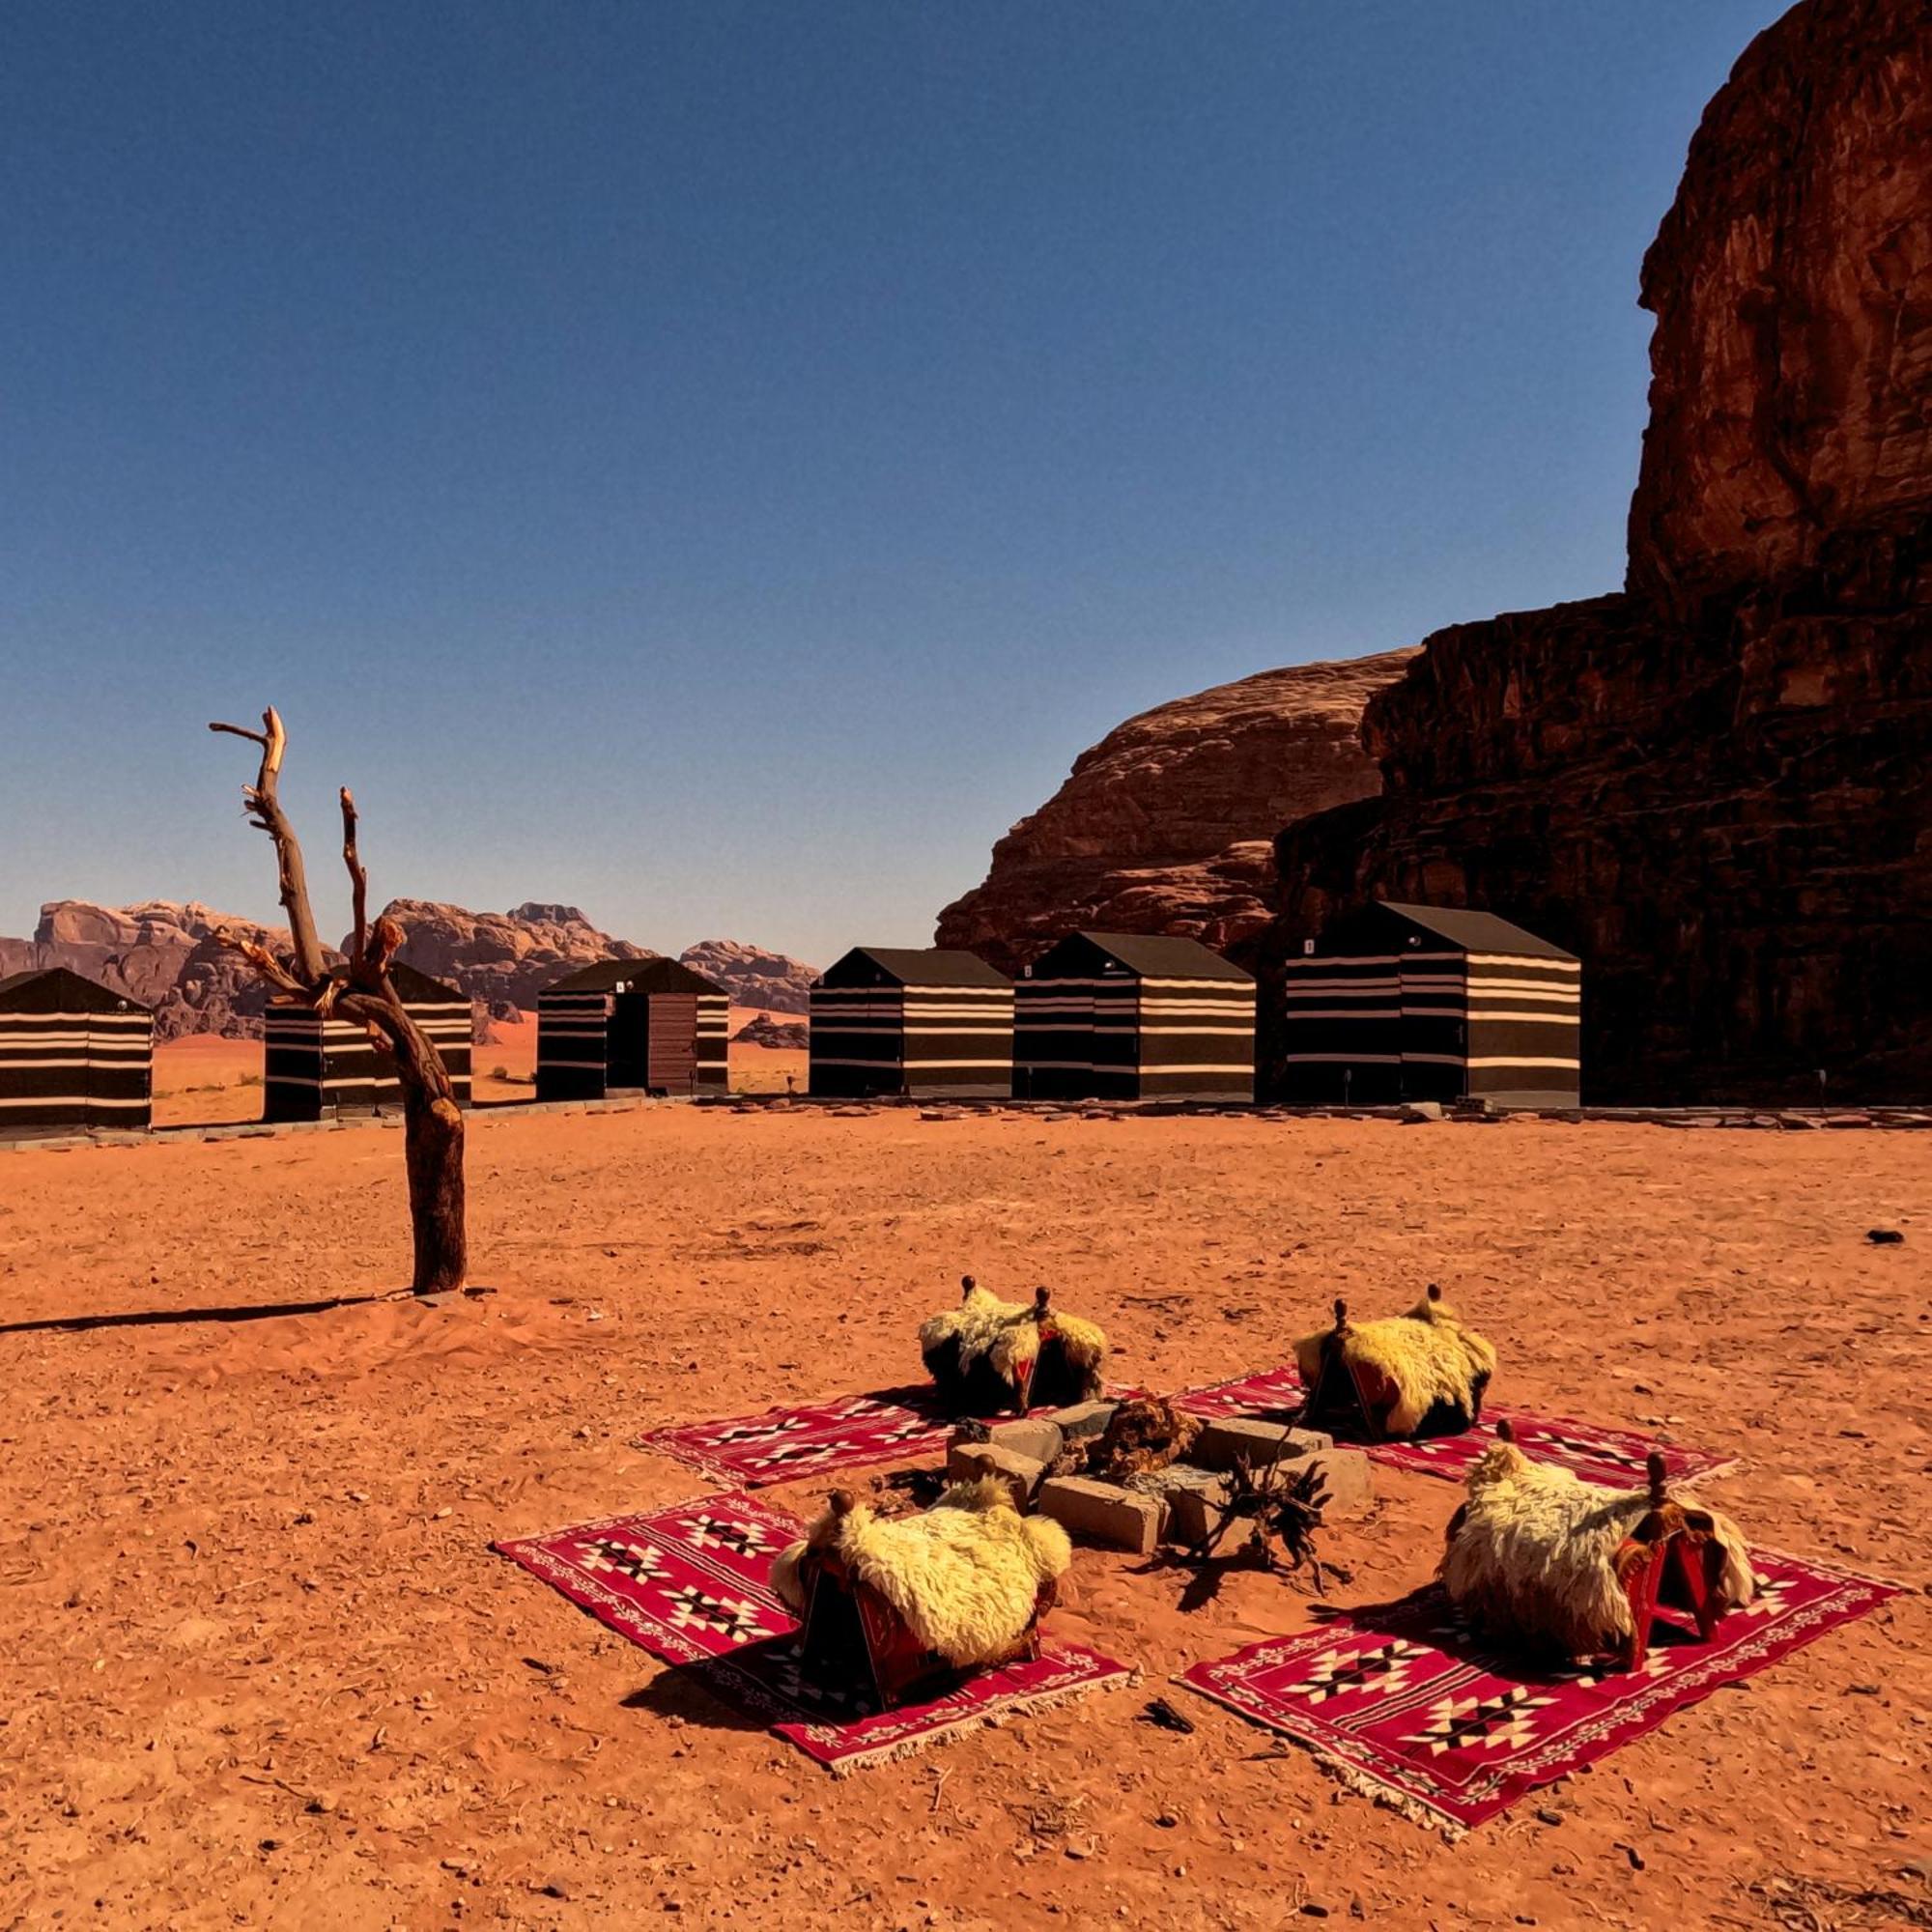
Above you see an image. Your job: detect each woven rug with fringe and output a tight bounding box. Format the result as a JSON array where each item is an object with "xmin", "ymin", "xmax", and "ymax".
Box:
[
  {"xmin": 1172, "ymin": 1366, "xmax": 1738, "ymax": 1488},
  {"xmin": 635, "ymin": 1386, "xmax": 959, "ymax": 1488},
  {"xmin": 639, "ymin": 1382, "xmax": 1143, "ymax": 1490},
  {"xmin": 495, "ymin": 1492, "xmax": 1130, "ymax": 1774},
  {"xmin": 1177, "ymin": 1550, "xmax": 1898, "ymax": 1835}
]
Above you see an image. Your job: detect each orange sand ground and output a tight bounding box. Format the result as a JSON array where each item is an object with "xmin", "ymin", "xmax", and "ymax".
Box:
[
  {"xmin": 0, "ymin": 1109, "xmax": 1924, "ymax": 1930},
  {"xmin": 152, "ymin": 1009, "xmax": 807, "ymax": 1123}
]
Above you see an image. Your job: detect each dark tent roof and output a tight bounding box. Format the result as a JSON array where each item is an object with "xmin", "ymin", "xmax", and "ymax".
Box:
[
  {"xmin": 818, "ymin": 947, "xmax": 1011, "ymax": 989},
  {"xmin": 544, "ymin": 956, "xmax": 725, "ymax": 997},
  {"xmin": 1031, "ymin": 932, "xmax": 1253, "ymax": 982},
  {"xmin": 1376, "ymin": 903, "xmax": 1577, "ymax": 961},
  {"xmin": 0, "ymin": 966, "xmax": 152, "ymax": 1015}
]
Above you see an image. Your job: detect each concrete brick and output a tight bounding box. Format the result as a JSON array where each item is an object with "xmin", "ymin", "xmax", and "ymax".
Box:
[
  {"xmin": 945, "ymin": 1441, "xmax": 1045, "ymax": 1508},
  {"xmin": 1303, "ymin": 1447, "xmax": 1374, "ymax": 1516},
  {"xmin": 1151, "ymin": 1468, "xmax": 1228, "ymax": 1548},
  {"xmin": 1045, "ymin": 1400, "xmax": 1118, "ymax": 1443},
  {"xmin": 1036, "ymin": 1476, "xmax": 1162, "ymax": 1555},
  {"xmin": 983, "ymin": 1417, "xmax": 1065, "ymax": 1466},
  {"xmin": 1192, "ymin": 1418, "xmax": 1330, "ymax": 1471}
]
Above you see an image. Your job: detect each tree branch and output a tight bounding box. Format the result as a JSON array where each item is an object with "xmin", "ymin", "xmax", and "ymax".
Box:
[
  {"xmin": 341, "ymin": 786, "xmax": 368, "ymax": 965},
  {"xmin": 208, "ymin": 706, "xmax": 326, "ymax": 982},
  {"xmin": 210, "ymin": 924, "xmax": 310, "ymax": 999}
]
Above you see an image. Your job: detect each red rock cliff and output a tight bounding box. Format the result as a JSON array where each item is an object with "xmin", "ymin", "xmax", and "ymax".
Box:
[
  {"xmin": 935, "ymin": 650, "xmax": 1414, "ymax": 975},
  {"xmin": 1629, "ymin": 0, "xmax": 1932, "ymax": 608},
  {"xmin": 1265, "ymin": 0, "xmax": 1932, "ymax": 1103}
]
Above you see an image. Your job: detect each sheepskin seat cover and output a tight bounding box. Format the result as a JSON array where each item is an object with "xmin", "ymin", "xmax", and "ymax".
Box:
[
  {"xmin": 1440, "ymin": 1436, "xmax": 1755, "ymax": 1659},
  {"xmin": 771, "ymin": 1478, "xmax": 1072, "ymax": 1669},
  {"xmin": 1293, "ymin": 1287, "xmax": 1496, "ymax": 1437},
  {"xmin": 919, "ymin": 1277, "xmax": 1107, "ymax": 1414}
]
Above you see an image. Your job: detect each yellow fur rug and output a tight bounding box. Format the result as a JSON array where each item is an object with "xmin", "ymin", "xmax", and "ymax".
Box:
[
  {"xmin": 771, "ymin": 1477, "xmax": 1072, "ymax": 1668},
  {"xmin": 1440, "ymin": 1435, "xmax": 1755, "ymax": 1657},
  {"xmin": 1293, "ymin": 1286, "xmax": 1496, "ymax": 1437},
  {"xmin": 919, "ymin": 1277, "xmax": 1107, "ymax": 1411}
]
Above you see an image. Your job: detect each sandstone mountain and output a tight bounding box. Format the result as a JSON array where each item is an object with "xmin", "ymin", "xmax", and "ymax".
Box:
[
  {"xmin": 677, "ymin": 939, "xmax": 817, "ymax": 1014},
  {"xmin": 1264, "ymin": 0, "xmax": 1932, "ymax": 1102},
  {"xmin": 374, "ymin": 900, "xmax": 655, "ymax": 1018},
  {"xmin": 1, "ymin": 901, "xmax": 307, "ymax": 1039},
  {"xmin": 935, "ymin": 650, "xmax": 1414, "ymax": 974},
  {"xmin": 3, "ymin": 896, "xmax": 819, "ymax": 1041}
]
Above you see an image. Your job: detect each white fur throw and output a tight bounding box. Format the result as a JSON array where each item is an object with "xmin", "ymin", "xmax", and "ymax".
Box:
[
  {"xmin": 1440, "ymin": 1435, "xmax": 1755, "ymax": 1658},
  {"xmin": 771, "ymin": 1477, "xmax": 1072, "ymax": 1669}
]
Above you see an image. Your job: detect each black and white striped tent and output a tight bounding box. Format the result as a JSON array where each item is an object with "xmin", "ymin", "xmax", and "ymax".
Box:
[
  {"xmin": 809, "ymin": 949, "xmax": 1014, "ymax": 1099},
  {"xmin": 0, "ymin": 967, "xmax": 153, "ymax": 1135},
  {"xmin": 1279, "ymin": 901, "xmax": 1580, "ymax": 1109},
  {"xmin": 535, "ymin": 958, "xmax": 729, "ymax": 1101},
  {"xmin": 263, "ymin": 962, "xmax": 473, "ymax": 1122},
  {"xmin": 1014, "ymin": 932, "xmax": 1256, "ymax": 1103}
]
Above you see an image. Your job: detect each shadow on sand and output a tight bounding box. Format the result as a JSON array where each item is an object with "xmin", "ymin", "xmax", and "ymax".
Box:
[{"xmin": 0, "ymin": 1284, "xmax": 495, "ymax": 1337}]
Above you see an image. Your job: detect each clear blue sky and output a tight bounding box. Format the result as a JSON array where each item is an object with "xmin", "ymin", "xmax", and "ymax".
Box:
[{"xmin": 1, "ymin": 1, "xmax": 1784, "ymax": 965}]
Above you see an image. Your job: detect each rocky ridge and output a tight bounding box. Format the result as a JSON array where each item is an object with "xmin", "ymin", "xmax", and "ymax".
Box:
[
  {"xmin": 935, "ymin": 650, "xmax": 1414, "ymax": 974},
  {"xmin": 677, "ymin": 939, "xmax": 816, "ymax": 1015},
  {"xmin": 3, "ymin": 897, "xmax": 818, "ymax": 1040}
]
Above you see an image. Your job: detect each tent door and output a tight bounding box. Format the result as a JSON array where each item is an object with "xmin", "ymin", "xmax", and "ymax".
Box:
[
  {"xmin": 647, "ymin": 995, "xmax": 699, "ymax": 1094},
  {"xmin": 608, "ymin": 994, "xmax": 650, "ymax": 1090}
]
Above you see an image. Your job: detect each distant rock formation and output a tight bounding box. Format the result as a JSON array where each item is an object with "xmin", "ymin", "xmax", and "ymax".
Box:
[
  {"xmin": 934, "ymin": 651, "xmax": 1415, "ymax": 974},
  {"xmin": 732, "ymin": 1012, "xmax": 809, "ymax": 1049},
  {"xmin": 372, "ymin": 900, "xmax": 655, "ymax": 1017},
  {"xmin": 1264, "ymin": 0, "xmax": 1932, "ymax": 1103},
  {"xmin": 0, "ymin": 900, "xmax": 305, "ymax": 1039},
  {"xmin": 1, "ymin": 895, "xmax": 822, "ymax": 1042},
  {"xmin": 678, "ymin": 939, "xmax": 817, "ymax": 1014}
]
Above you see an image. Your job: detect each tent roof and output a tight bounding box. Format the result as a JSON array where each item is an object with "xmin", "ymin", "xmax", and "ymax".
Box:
[
  {"xmin": 0, "ymin": 966, "xmax": 152, "ymax": 1015},
  {"xmin": 1032, "ymin": 931, "xmax": 1252, "ymax": 981},
  {"xmin": 544, "ymin": 956, "xmax": 725, "ymax": 996},
  {"xmin": 1376, "ymin": 902, "xmax": 1577, "ymax": 961},
  {"xmin": 819, "ymin": 947, "xmax": 1011, "ymax": 989}
]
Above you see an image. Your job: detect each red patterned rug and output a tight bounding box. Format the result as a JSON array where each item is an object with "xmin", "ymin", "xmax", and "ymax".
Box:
[
  {"xmin": 637, "ymin": 1386, "xmax": 965, "ymax": 1488},
  {"xmin": 496, "ymin": 1492, "xmax": 1130, "ymax": 1773},
  {"xmin": 1178, "ymin": 1550, "xmax": 1898, "ymax": 1834},
  {"xmin": 1172, "ymin": 1366, "xmax": 1738, "ymax": 1488}
]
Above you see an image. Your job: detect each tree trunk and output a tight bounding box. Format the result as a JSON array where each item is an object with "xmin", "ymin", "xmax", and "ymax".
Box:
[{"xmin": 403, "ymin": 1083, "xmax": 467, "ymax": 1293}]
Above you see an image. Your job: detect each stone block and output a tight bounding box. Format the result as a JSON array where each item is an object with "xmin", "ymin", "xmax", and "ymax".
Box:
[
  {"xmin": 1045, "ymin": 1400, "xmax": 1118, "ymax": 1443},
  {"xmin": 1192, "ymin": 1418, "xmax": 1330, "ymax": 1471},
  {"xmin": 945, "ymin": 1441, "xmax": 1045, "ymax": 1508},
  {"xmin": 1151, "ymin": 1467, "xmax": 1228, "ymax": 1548},
  {"xmin": 1305, "ymin": 1447, "xmax": 1374, "ymax": 1516},
  {"xmin": 983, "ymin": 1417, "xmax": 1066, "ymax": 1466},
  {"xmin": 1036, "ymin": 1476, "xmax": 1162, "ymax": 1555}
]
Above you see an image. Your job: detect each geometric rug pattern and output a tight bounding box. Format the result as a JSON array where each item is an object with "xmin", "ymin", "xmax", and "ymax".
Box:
[
  {"xmin": 495, "ymin": 1491, "xmax": 1130, "ymax": 1774},
  {"xmin": 1172, "ymin": 1365, "xmax": 1741, "ymax": 1489},
  {"xmin": 1177, "ymin": 1550, "xmax": 1898, "ymax": 1833}
]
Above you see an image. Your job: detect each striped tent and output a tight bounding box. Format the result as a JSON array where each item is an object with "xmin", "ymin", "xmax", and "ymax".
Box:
[
  {"xmin": 1279, "ymin": 901, "xmax": 1580, "ymax": 1109},
  {"xmin": 0, "ymin": 967, "xmax": 153, "ymax": 1135},
  {"xmin": 1014, "ymin": 932, "xmax": 1256, "ymax": 1103},
  {"xmin": 535, "ymin": 958, "xmax": 729, "ymax": 1101},
  {"xmin": 264, "ymin": 962, "xmax": 473, "ymax": 1122},
  {"xmin": 809, "ymin": 948, "xmax": 1013, "ymax": 1100}
]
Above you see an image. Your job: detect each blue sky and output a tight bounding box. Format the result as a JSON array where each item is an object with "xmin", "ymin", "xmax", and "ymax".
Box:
[{"xmin": 1, "ymin": 1, "xmax": 1785, "ymax": 964}]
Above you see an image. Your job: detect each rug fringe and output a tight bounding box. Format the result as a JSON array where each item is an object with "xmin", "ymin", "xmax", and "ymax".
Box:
[
  {"xmin": 823, "ymin": 1669, "xmax": 1131, "ymax": 1776},
  {"xmin": 1306, "ymin": 1747, "xmax": 1466, "ymax": 1843}
]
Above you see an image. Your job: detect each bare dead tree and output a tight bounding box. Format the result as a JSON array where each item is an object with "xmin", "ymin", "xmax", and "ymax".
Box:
[{"xmin": 208, "ymin": 708, "xmax": 467, "ymax": 1293}]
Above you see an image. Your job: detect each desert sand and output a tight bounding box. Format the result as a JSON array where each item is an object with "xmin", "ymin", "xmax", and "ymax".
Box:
[
  {"xmin": 0, "ymin": 1107, "xmax": 1923, "ymax": 1930},
  {"xmin": 153, "ymin": 1009, "xmax": 807, "ymax": 1123}
]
